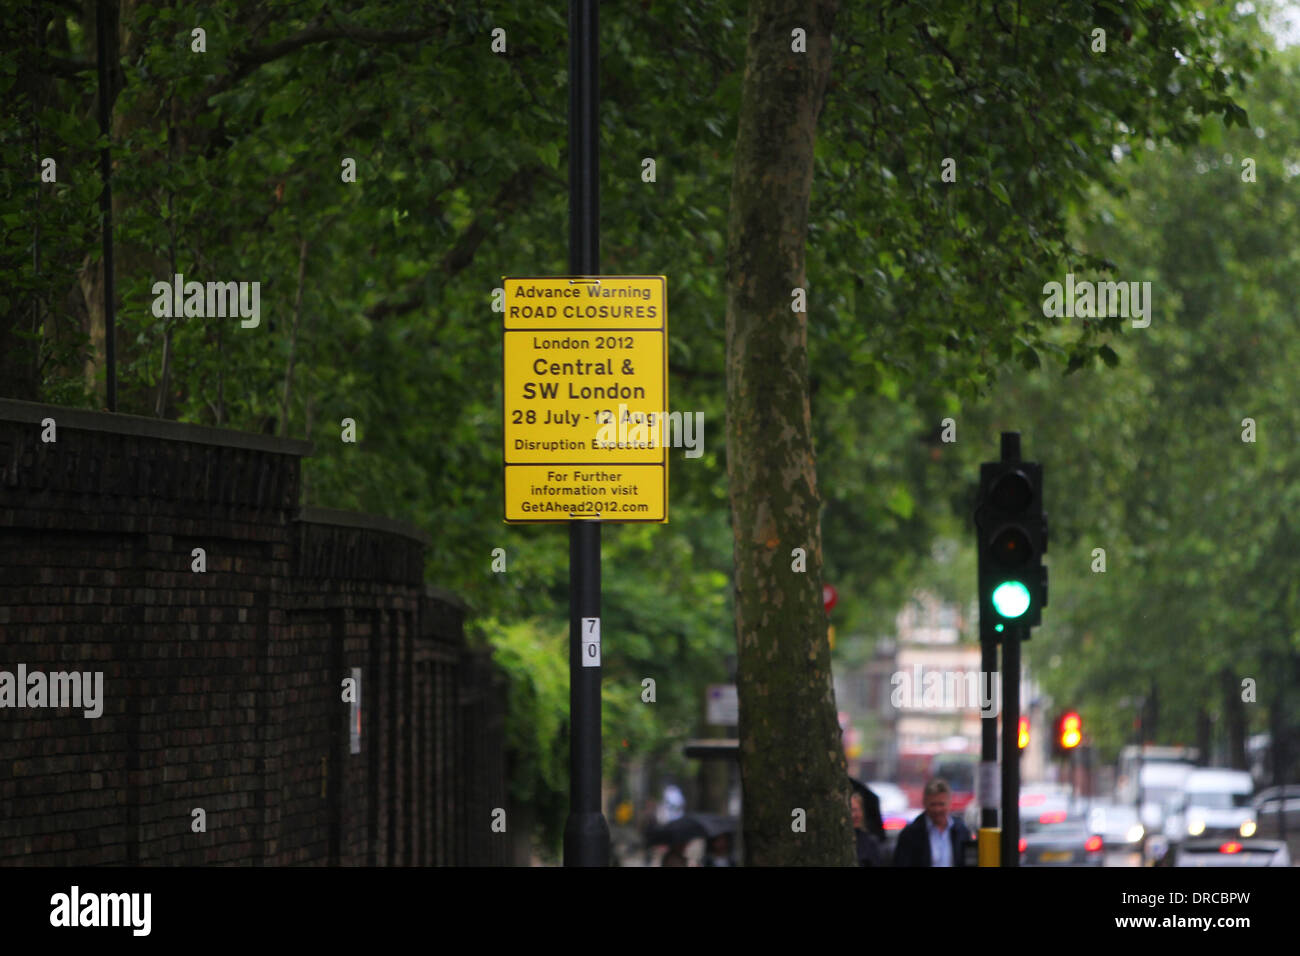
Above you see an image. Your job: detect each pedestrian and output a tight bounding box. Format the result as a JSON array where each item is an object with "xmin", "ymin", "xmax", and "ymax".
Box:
[
  {"xmin": 702, "ymin": 832, "xmax": 736, "ymax": 866},
  {"xmin": 851, "ymin": 790, "xmax": 885, "ymax": 866},
  {"xmin": 661, "ymin": 844, "xmax": 690, "ymax": 867},
  {"xmin": 849, "ymin": 777, "xmax": 886, "ymax": 844},
  {"xmin": 892, "ymin": 778, "xmax": 972, "ymax": 867}
]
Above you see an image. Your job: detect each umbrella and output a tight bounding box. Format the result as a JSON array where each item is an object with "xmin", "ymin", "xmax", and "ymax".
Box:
[{"xmin": 645, "ymin": 812, "xmax": 737, "ymax": 846}]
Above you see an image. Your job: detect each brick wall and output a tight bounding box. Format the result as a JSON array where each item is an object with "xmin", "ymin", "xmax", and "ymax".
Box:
[{"xmin": 0, "ymin": 399, "xmax": 507, "ymax": 866}]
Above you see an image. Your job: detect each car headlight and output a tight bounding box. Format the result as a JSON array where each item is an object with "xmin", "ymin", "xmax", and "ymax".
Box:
[
  {"xmin": 1187, "ymin": 819, "xmax": 1206, "ymax": 836},
  {"xmin": 1126, "ymin": 823, "xmax": 1145, "ymax": 844},
  {"xmin": 1240, "ymin": 820, "xmax": 1256, "ymax": 838}
]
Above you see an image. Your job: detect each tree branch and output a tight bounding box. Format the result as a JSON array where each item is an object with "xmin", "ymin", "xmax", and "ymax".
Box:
[
  {"xmin": 915, "ymin": 23, "xmax": 964, "ymax": 76},
  {"xmin": 39, "ymin": 53, "xmax": 94, "ymax": 78},
  {"xmin": 365, "ymin": 164, "xmax": 545, "ymax": 323},
  {"xmin": 202, "ymin": 19, "xmax": 451, "ymax": 101}
]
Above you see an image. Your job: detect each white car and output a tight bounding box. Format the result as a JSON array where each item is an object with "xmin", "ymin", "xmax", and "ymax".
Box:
[
  {"xmin": 1164, "ymin": 769, "xmax": 1256, "ymax": 848},
  {"xmin": 867, "ymin": 782, "xmax": 913, "ymax": 847},
  {"xmin": 867, "ymin": 781, "xmax": 909, "ymax": 816}
]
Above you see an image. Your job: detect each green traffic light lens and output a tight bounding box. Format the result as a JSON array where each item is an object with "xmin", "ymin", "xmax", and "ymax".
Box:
[{"xmin": 992, "ymin": 581, "xmax": 1031, "ymax": 619}]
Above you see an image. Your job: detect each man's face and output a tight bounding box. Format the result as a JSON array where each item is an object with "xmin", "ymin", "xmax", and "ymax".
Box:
[
  {"xmin": 850, "ymin": 794, "xmax": 865, "ymax": 830},
  {"xmin": 925, "ymin": 791, "xmax": 950, "ymax": 828}
]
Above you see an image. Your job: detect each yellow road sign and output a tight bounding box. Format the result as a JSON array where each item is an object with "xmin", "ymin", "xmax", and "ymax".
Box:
[
  {"xmin": 503, "ymin": 276, "xmax": 668, "ymax": 523},
  {"xmin": 504, "ymin": 331, "xmax": 665, "ymax": 464},
  {"xmin": 504, "ymin": 464, "xmax": 666, "ymax": 521},
  {"xmin": 503, "ymin": 276, "xmax": 665, "ymax": 330}
]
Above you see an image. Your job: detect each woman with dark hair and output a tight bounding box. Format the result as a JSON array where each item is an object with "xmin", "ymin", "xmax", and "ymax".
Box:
[
  {"xmin": 849, "ymin": 778, "xmax": 886, "ymax": 842},
  {"xmin": 851, "ymin": 789, "xmax": 885, "ymax": 866}
]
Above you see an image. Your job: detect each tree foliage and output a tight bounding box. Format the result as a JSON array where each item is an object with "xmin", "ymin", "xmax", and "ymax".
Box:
[{"xmin": 2, "ymin": 0, "xmax": 1273, "ymax": 855}]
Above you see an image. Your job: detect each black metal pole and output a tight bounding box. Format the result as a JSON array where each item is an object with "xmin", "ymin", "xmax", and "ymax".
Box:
[
  {"xmin": 1000, "ymin": 624, "xmax": 1020, "ymax": 866},
  {"xmin": 95, "ymin": 0, "xmax": 116, "ymax": 412},
  {"xmin": 993, "ymin": 431, "xmax": 1021, "ymax": 852},
  {"xmin": 562, "ymin": 0, "xmax": 609, "ymax": 868},
  {"xmin": 980, "ymin": 637, "xmax": 998, "ymax": 830}
]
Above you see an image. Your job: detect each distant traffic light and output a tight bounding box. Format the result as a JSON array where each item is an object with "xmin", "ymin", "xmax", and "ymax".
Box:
[
  {"xmin": 1058, "ymin": 711, "xmax": 1082, "ymax": 752},
  {"xmin": 1018, "ymin": 716, "xmax": 1029, "ymax": 750},
  {"xmin": 976, "ymin": 437, "xmax": 1047, "ymax": 640}
]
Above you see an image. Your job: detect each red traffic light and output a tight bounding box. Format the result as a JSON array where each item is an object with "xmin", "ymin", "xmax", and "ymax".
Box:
[
  {"xmin": 823, "ymin": 584, "xmax": 838, "ymax": 614},
  {"xmin": 1017, "ymin": 716, "xmax": 1029, "ymax": 749},
  {"xmin": 1059, "ymin": 712, "xmax": 1082, "ymax": 749}
]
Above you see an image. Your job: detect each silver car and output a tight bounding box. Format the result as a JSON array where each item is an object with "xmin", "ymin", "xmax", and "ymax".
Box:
[
  {"xmin": 1088, "ymin": 803, "xmax": 1145, "ymax": 866},
  {"xmin": 1020, "ymin": 812, "xmax": 1105, "ymax": 867}
]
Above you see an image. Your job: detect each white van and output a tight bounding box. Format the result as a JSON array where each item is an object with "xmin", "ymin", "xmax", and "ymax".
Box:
[
  {"xmin": 1164, "ymin": 769, "xmax": 1255, "ymax": 848},
  {"xmin": 1134, "ymin": 762, "xmax": 1196, "ymax": 831}
]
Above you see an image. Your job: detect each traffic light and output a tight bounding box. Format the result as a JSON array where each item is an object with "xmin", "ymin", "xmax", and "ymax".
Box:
[
  {"xmin": 1050, "ymin": 711, "xmax": 1082, "ymax": 757},
  {"xmin": 975, "ymin": 434, "xmax": 1048, "ymax": 641},
  {"xmin": 1018, "ymin": 716, "xmax": 1029, "ymax": 750}
]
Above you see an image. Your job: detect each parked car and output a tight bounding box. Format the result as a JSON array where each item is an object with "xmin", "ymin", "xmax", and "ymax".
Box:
[{"xmin": 1174, "ymin": 838, "xmax": 1290, "ymax": 867}]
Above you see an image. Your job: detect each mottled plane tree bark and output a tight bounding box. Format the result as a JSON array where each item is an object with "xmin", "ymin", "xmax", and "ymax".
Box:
[{"xmin": 724, "ymin": 0, "xmax": 853, "ymax": 866}]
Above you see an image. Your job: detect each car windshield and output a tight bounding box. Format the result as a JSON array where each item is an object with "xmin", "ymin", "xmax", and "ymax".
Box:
[
  {"xmin": 933, "ymin": 759, "xmax": 974, "ymax": 792},
  {"xmin": 1190, "ymin": 792, "xmax": 1253, "ymax": 810},
  {"xmin": 1143, "ymin": 787, "xmax": 1178, "ymax": 805},
  {"xmin": 1023, "ymin": 818, "xmax": 1087, "ymax": 836},
  {"xmin": 1259, "ymin": 797, "xmax": 1300, "ymax": 813}
]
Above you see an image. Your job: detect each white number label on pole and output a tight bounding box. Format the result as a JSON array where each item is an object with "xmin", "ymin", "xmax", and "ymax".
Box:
[{"xmin": 582, "ymin": 617, "xmax": 601, "ymax": 667}]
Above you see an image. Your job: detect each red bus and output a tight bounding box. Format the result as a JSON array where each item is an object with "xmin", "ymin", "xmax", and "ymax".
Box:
[{"xmin": 898, "ymin": 749, "xmax": 977, "ymax": 811}]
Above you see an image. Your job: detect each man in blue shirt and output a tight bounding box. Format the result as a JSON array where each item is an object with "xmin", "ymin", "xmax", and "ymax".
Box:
[{"xmin": 893, "ymin": 778, "xmax": 972, "ymax": 867}]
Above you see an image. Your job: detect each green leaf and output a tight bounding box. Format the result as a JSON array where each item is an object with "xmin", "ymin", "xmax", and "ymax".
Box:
[{"xmin": 887, "ymin": 485, "xmax": 915, "ymax": 519}]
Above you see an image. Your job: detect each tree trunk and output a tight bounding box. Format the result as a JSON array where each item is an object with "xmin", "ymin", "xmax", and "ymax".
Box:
[
  {"xmin": 1222, "ymin": 668, "xmax": 1247, "ymax": 770},
  {"xmin": 724, "ymin": 0, "xmax": 851, "ymax": 866},
  {"xmin": 280, "ymin": 236, "xmax": 310, "ymax": 437},
  {"xmin": 1195, "ymin": 705, "xmax": 1212, "ymax": 768}
]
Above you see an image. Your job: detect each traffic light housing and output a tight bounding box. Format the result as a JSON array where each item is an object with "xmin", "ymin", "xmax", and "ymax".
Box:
[
  {"xmin": 976, "ymin": 435, "xmax": 1048, "ymax": 641},
  {"xmin": 1051, "ymin": 711, "xmax": 1082, "ymax": 757}
]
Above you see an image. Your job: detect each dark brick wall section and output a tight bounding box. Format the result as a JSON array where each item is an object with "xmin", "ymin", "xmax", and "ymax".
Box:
[{"xmin": 0, "ymin": 399, "xmax": 508, "ymax": 866}]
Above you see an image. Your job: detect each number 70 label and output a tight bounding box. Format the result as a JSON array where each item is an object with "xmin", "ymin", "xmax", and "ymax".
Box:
[{"xmin": 582, "ymin": 617, "xmax": 601, "ymax": 667}]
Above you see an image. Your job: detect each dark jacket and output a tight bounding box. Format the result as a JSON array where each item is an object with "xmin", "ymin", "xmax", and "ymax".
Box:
[
  {"xmin": 855, "ymin": 828, "xmax": 884, "ymax": 867},
  {"xmin": 891, "ymin": 812, "xmax": 972, "ymax": 867}
]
